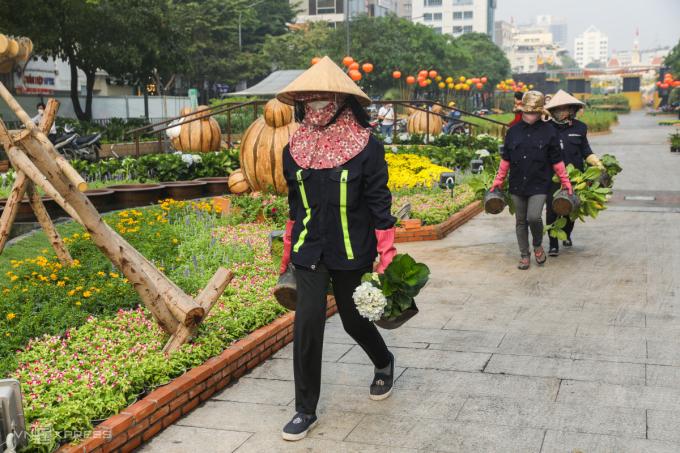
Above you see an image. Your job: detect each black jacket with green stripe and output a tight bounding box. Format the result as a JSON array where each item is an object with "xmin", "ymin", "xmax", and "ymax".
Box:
[{"xmin": 283, "ymin": 135, "xmax": 396, "ymax": 271}]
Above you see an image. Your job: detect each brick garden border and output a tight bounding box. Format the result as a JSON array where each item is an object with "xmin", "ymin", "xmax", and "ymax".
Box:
[
  {"xmin": 57, "ymin": 298, "xmax": 337, "ymax": 453},
  {"xmin": 395, "ymin": 200, "xmax": 482, "ymax": 243}
]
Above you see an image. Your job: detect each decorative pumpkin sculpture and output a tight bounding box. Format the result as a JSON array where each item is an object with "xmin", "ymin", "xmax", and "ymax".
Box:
[
  {"xmin": 228, "ymin": 169, "xmax": 250, "ymax": 194},
  {"xmin": 174, "ymin": 105, "xmax": 222, "ymax": 153},
  {"xmin": 407, "ymin": 109, "xmax": 443, "ymax": 135},
  {"xmin": 239, "ymin": 99, "xmax": 298, "ymax": 194}
]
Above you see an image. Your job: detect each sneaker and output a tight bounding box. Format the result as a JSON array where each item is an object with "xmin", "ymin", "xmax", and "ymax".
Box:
[
  {"xmin": 563, "ymin": 239, "xmax": 573, "ymax": 247},
  {"xmin": 548, "ymin": 247, "xmax": 559, "ymax": 257},
  {"xmin": 282, "ymin": 413, "xmax": 318, "ymax": 441},
  {"xmin": 370, "ymin": 352, "xmax": 394, "ymax": 401}
]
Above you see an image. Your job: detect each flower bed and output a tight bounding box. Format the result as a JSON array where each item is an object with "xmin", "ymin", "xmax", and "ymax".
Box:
[
  {"xmin": 392, "ymin": 184, "xmax": 476, "ymax": 226},
  {"xmin": 1, "ymin": 199, "xmax": 293, "ymax": 451}
]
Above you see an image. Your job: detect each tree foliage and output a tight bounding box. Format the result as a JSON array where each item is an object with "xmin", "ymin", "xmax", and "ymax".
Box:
[
  {"xmin": 455, "ymin": 32, "xmax": 510, "ymax": 87},
  {"xmin": 664, "ymin": 39, "xmax": 680, "ymax": 75}
]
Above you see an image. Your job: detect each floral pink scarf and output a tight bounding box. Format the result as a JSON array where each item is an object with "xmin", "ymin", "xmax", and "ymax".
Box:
[{"xmin": 289, "ymin": 100, "xmax": 370, "ymax": 169}]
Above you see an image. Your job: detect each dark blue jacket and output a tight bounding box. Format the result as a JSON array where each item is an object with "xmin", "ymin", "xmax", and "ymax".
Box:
[
  {"xmin": 502, "ymin": 120, "xmax": 563, "ymax": 196},
  {"xmin": 283, "ymin": 135, "xmax": 396, "ymax": 271},
  {"xmin": 551, "ymin": 119, "xmax": 593, "ymax": 171}
]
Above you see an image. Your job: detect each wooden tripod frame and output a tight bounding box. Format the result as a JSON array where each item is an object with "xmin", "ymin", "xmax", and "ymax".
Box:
[{"xmin": 0, "ymin": 84, "xmax": 232, "ymax": 353}]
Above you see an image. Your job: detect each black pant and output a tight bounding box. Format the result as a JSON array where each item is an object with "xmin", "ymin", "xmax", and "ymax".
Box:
[
  {"xmin": 546, "ymin": 182, "xmax": 575, "ymax": 249},
  {"xmin": 293, "ymin": 263, "xmax": 391, "ymax": 415}
]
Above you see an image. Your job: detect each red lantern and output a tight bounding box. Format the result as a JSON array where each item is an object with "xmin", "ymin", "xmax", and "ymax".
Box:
[
  {"xmin": 343, "ymin": 56, "xmax": 354, "ymax": 67},
  {"xmin": 393, "ymin": 70, "xmax": 402, "ymax": 79},
  {"xmin": 406, "ymin": 75, "xmax": 416, "ymax": 85},
  {"xmin": 349, "ymin": 62, "xmax": 360, "ymax": 71},
  {"xmin": 419, "ymin": 70, "xmax": 428, "ymax": 78},
  {"xmin": 428, "ymin": 70, "xmax": 438, "ymax": 79},
  {"xmin": 656, "ymin": 81, "xmax": 662, "ymax": 87},
  {"xmin": 362, "ymin": 63, "xmax": 374, "ymax": 73},
  {"xmin": 311, "ymin": 57, "xmax": 321, "ymax": 65},
  {"xmin": 481, "ymin": 76, "xmax": 488, "ymax": 83},
  {"xmin": 476, "ymin": 82, "xmax": 483, "ymax": 89},
  {"xmin": 661, "ymin": 83, "xmax": 669, "ymax": 89},
  {"xmin": 674, "ymin": 81, "xmax": 680, "ymax": 87},
  {"xmin": 418, "ymin": 80, "xmax": 428, "ymax": 87},
  {"xmin": 349, "ymin": 70, "xmax": 362, "ymax": 81}
]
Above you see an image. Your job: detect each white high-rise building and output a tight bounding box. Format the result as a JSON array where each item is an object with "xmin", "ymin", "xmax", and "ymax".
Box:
[
  {"xmin": 574, "ymin": 26, "xmax": 609, "ymax": 68},
  {"xmin": 411, "ymin": 0, "xmax": 496, "ymax": 38},
  {"xmin": 535, "ymin": 15, "xmax": 567, "ymax": 47},
  {"xmin": 290, "ymin": 0, "xmax": 398, "ymax": 24}
]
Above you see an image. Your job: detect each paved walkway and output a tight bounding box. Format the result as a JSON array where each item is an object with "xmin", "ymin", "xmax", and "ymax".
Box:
[{"xmin": 141, "ymin": 111, "xmax": 680, "ymax": 452}]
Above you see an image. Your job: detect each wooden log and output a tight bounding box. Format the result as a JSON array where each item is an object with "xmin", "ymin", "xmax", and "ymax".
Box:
[
  {"xmin": 25, "ymin": 183, "xmax": 73, "ymax": 265},
  {"xmin": 5, "ymin": 147, "xmax": 83, "ymax": 224},
  {"xmin": 39, "ymin": 99, "xmax": 59, "ymax": 133},
  {"xmin": 19, "ymin": 134, "xmax": 204, "ymax": 328},
  {"xmin": 0, "ymin": 170, "xmax": 28, "ymax": 252},
  {"xmin": 163, "ymin": 268, "xmax": 233, "ymax": 354},
  {"xmin": 0, "ymin": 82, "xmax": 87, "ymax": 191}
]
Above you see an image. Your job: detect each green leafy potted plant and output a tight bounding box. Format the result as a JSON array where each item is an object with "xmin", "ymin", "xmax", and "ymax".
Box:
[
  {"xmin": 353, "ymin": 254, "xmax": 430, "ymax": 329},
  {"xmin": 670, "ymin": 131, "xmax": 680, "ymax": 153}
]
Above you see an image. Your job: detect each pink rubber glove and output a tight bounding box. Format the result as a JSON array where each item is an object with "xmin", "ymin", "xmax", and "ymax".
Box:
[
  {"xmin": 552, "ymin": 162, "xmax": 573, "ymax": 195},
  {"xmin": 375, "ymin": 228, "xmax": 397, "ymax": 274},
  {"xmin": 279, "ymin": 220, "xmax": 295, "ymax": 274},
  {"xmin": 491, "ymin": 159, "xmax": 510, "ymax": 192}
]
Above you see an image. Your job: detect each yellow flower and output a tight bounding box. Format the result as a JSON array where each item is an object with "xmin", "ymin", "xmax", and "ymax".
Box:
[
  {"xmin": 6, "ymin": 313, "xmax": 16, "ymax": 321},
  {"xmin": 75, "ymin": 301, "xmax": 81, "ymax": 306},
  {"xmin": 50, "ymin": 274, "xmax": 58, "ymax": 281},
  {"xmin": 109, "ymin": 272, "xmax": 119, "ymax": 279},
  {"xmin": 2, "ymin": 288, "xmax": 8, "ymax": 294},
  {"xmin": 172, "ymin": 238, "xmax": 178, "ymax": 244},
  {"xmin": 10, "ymin": 275, "xmax": 18, "ymax": 282},
  {"xmin": 75, "ymin": 286, "xmax": 83, "ymax": 291},
  {"xmin": 5, "ymin": 333, "xmax": 9, "ymax": 336},
  {"xmin": 122, "ymin": 278, "xmax": 129, "ymax": 283},
  {"xmin": 57, "ymin": 281, "xmax": 65, "ymax": 287},
  {"xmin": 83, "ymin": 233, "xmax": 91, "ymax": 240},
  {"xmin": 67, "ymin": 290, "xmax": 76, "ymax": 296},
  {"xmin": 97, "ymin": 271, "xmax": 106, "ymax": 277},
  {"xmin": 82, "ymin": 291, "xmax": 92, "ymax": 298}
]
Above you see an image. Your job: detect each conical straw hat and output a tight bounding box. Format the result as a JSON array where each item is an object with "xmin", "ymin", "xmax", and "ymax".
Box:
[
  {"xmin": 545, "ymin": 89, "xmax": 585, "ymax": 110},
  {"xmin": 277, "ymin": 56, "xmax": 371, "ymax": 106}
]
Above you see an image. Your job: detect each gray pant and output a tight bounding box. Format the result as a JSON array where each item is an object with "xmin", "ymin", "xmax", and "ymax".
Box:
[{"xmin": 511, "ymin": 194, "xmax": 547, "ymax": 257}]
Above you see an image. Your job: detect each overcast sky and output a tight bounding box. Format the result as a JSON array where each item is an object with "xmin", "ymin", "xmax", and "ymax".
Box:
[{"xmin": 495, "ymin": 0, "xmax": 680, "ymax": 54}]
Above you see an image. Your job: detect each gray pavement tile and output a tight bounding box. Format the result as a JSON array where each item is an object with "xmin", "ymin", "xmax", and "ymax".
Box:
[
  {"xmin": 647, "ymin": 409, "xmax": 680, "ymax": 443},
  {"xmin": 647, "ymin": 339, "xmax": 680, "ymax": 366},
  {"xmin": 457, "ymin": 396, "xmax": 646, "ymax": 438},
  {"xmin": 344, "ymin": 415, "xmax": 544, "ymax": 452},
  {"xmin": 247, "ymin": 358, "xmax": 405, "ymax": 387},
  {"xmin": 497, "ymin": 333, "xmax": 646, "ymax": 362},
  {"xmin": 234, "ymin": 432, "xmax": 418, "ymax": 453},
  {"xmin": 177, "ymin": 400, "xmax": 363, "ymax": 441},
  {"xmin": 138, "ymin": 425, "xmax": 252, "ymax": 453},
  {"xmin": 485, "ymin": 354, "xmax": 645, "ymax": 386},
  {"xmin": 339, "ymin": 344, "xmax": 491, "ymax": 372},
  {"xmin": 396, "ymin": 368, "xmax": 559, "ymax": 401},
  {"xmin": 557, "ymin": 380, "xmax": 680, "ymax": 412},
  {"xmin": 541, "ymin": 430, "xmax": 680, "ymax": 453},
  {"xmin": 272, "ymin": 341, "xmax": 353, "ymax": 362},
  {"xmin": 646, "ymin": 364, "xmax": 680, "ymax": 389},
  {"xmin": 211, "ymin": 377, "xmax": 295, "ymax": 405},
  {"xmin": 383, "ymin": 326, "xmax": 505, "ymax": 352}
]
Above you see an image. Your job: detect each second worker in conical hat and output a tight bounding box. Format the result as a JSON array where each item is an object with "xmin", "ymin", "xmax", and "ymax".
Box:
[
  {"xmin": 276, "ymin": 56, "xmax": 396, "ymax": 441},
  {"xmin": 491, "ymin": 90, "xmax": 573, "ymax": 270},
  {"xmin": 544, "ymin": 90, "xmax": 605, "ymax": 256}
]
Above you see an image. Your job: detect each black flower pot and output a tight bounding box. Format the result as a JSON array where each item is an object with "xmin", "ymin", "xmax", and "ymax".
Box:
[
  {"xmin": 552, "ymin": 190, "xmax": 580, "ymax": 216},
  {"xmin": 273, "ymin": 264, "xmax": 297, "ymax": 311},
  {"xmin": 484, "ymin": 189, "xmax": 506, "ymax": 214},
  {"xmin": 375, "ymin": 300, "xmax": 419, "ymax": 330}
]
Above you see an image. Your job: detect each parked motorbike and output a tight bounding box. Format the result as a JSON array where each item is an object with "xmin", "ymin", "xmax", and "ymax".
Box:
[{"xmin": 53, "ymin": 124, "xmax": 101, "ymax": 162}]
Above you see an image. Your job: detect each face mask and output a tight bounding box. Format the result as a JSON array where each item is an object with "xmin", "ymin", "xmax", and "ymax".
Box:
[
  {"xmin": 38, "ymin": 109, "xmax": 44, "ymax": 114},
  {"xmin": 522, "ymin": 112, "xmax": 540, "ymax": 124},
  {"xmin": 304, "ymin": 101, "xmax": 338, "ymax": 127}
]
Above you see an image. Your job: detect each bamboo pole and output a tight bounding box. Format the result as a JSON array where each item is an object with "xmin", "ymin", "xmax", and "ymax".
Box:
[
  {"xmin": 0, "ymin": 82, "xmax": 87, "ymax": 191},
  {"xmin": 0, "ymin": 170, "xmax": 27, "ymax": 251},
  {"xmin": 18, "ymin": 134, "xmax": 204, "ymax": 328},
  {"xmin": 162, "ymin": 268, "xmax": 233, "ymax": 353},
  {"xmin": 25, "ymin": 183, "xmax": 73, "ymax": 265}
]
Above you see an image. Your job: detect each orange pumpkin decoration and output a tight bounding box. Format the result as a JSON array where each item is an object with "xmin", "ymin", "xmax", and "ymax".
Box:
[
  {"xmin": 428, "ymin": 70, "xmax": 438, "ymax": 79},
  {"xmin": 239, "ymin": 99, "xmax": 298, "ymax": 194},
  {"xmin": 228, "ymin": 169, "xmax": 250, "ymax": 194},
  {"xmin": 407, "ymin": 109, "xmax": 443, "ymax": 135},
  {"xmin": 349, "ymin": 61, "xmax": 360, "ymax": 71},
  {"xmin": 311, "ymin": 57, "xmax": 321, "ymax": 65},
  {"xmin": 173, "ymin": 105, "xmax": 222, "ymax": 153}
]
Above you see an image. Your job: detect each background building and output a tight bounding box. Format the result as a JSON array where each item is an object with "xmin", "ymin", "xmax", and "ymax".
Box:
[
  {"xmin": 535, "ymin": 15, "xmax": 567, "ymax": 47},
  {"xmin": 574, "ymin": 25, "xmax": 609, "ymax": 68},
  {"xmin": 291, "ymin": 0, "xmax": 398, "ymax": 24},
  {"xmin": 411, "ymin": 0, "xmax": 496, "ymax": 37},
  {"xmin": 495, "ymin": 21, "xmax": 563, "ymax": 73}
]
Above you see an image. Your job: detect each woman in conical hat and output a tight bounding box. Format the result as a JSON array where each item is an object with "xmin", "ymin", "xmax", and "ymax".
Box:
[
  {"xmin": 490, "ymin": 90, "xmax": 573, "ymax": 269},
  {"xmin": 276, "ymin": 56, "xmax": 396, "ymax": 441},
  {"xmin": 544, "ymin": 90, "xmax": 605, "ymax": 256}
]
